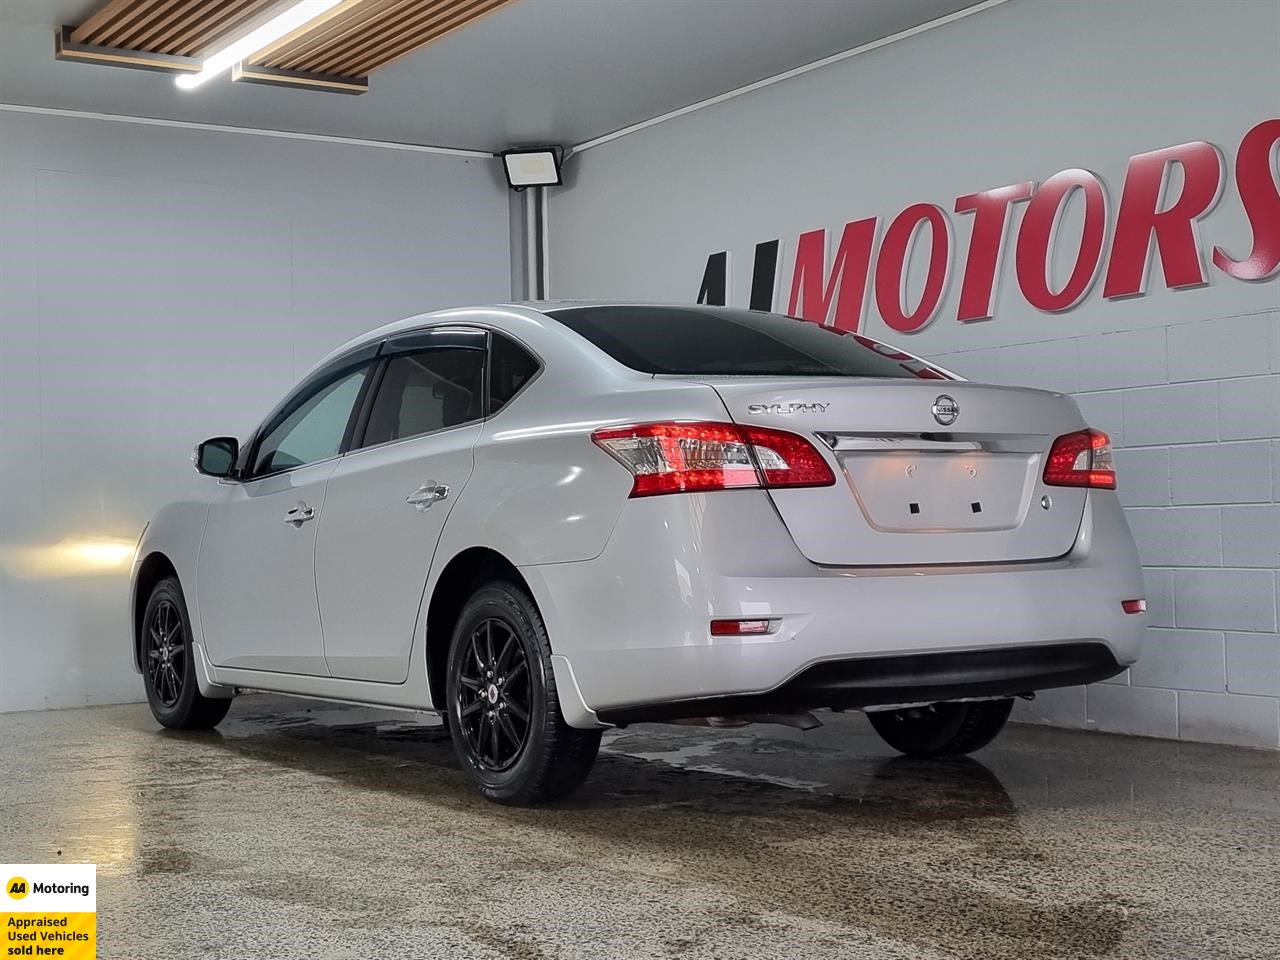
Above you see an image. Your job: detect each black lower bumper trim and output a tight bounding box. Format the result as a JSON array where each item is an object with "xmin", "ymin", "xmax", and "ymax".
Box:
[{"xmin": 596, "ymin": 641, "xmax": 1123, "ymax": 725}]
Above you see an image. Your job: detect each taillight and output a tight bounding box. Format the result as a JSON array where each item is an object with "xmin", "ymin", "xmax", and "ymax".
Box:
[
  {"xmin": 591, "ymin": 421, "xmax": 836, "ymax": 497},
  {"xmin": 1043, "ymin": 429, "xmax": 1116, "ymax": 489},
  {"xmin": 741, "ymin": 424, "xmax": 837, "ymax": 488}
]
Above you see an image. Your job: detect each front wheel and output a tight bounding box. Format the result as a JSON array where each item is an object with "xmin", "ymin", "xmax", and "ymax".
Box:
[
  {"xmin": 142, "ymin": 577, "xmax": 232, "ymax": 730},
  {"xmin": 867, "ymin": 698, "xmax": 1013, "ymax": 758},
  {"xmin": 445, "ymin": 582, "xmax": 601, "ymax": 805}
]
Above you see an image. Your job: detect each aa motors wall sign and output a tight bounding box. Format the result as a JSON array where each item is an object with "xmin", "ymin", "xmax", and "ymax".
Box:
[{"xmin": 696, "ymin": 118, "xmax": 1279, "ymax": 334}]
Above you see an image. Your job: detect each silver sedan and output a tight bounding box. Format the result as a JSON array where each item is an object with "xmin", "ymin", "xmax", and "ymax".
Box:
[{"xmin": 130, "ymin": 303, "xmax": 1146, "ymax": 803}]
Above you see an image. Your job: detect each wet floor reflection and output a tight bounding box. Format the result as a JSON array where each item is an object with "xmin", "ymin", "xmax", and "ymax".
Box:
[{"xmin": 3, "ymin": 697, "xmax": 1278, "ymax": 959}]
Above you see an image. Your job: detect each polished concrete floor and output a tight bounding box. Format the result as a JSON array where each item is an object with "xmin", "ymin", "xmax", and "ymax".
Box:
[{"xmin": 2, "ymin": 696, "xmax": 1278, "ymax": 960}]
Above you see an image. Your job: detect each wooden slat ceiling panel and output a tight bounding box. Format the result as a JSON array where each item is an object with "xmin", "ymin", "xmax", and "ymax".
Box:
[
  {"xmin": 68, "ymin": 0, "xmax": 136, "ymax": 43},
  {"xmin": 67, "ymin": 0, "xmax": 517, "ymax": 81},
  {"xmin": 256, "ymin": 0, "xmax": 514, "ymax": 78},
  {"xmin": 168, "ymin": 0, "xmax": 270, "ymax": 55},
  {"xmin": 252, "ymin": 0, "xmax": 403, "ymax": 69},
  {"xmin": 285, "ymin": 0, "xmax": 443, "ymax": 74},
  {"xmin": 121, "ymin": 0, "xmax": 196, "ymax": 49},
  {"xmin": 340, "ymin": 0, "xmax": 512, "ymax": 75},
  {"xmin": 71, "ymin": 0, "xmax": 166, "ymax": 46},
  {"xmin": 118, "ymin": 0, "xmax": 207, "ymax": 49},
  {"xmin": 70, "ymin": 0, "xmax": 282, "ymax": 56},
  {"xmin": 316, "ymin": 0, "xmax": 474, "ymax": 75}
]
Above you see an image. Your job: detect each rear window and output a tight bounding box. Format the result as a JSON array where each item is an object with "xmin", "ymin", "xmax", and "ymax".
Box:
[{"xmin": 544, "ymin": 305, "xmax": 951, "ymax": 379}]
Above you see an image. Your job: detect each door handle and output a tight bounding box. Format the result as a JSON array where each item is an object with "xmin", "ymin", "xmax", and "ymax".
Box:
[
  {"xmin": 283, "ymin": 501, "xmax": 316, "ymax": 526},
  {"xmin": 406, "ymin": 481, "xmax": 449, "ymax": 511}
]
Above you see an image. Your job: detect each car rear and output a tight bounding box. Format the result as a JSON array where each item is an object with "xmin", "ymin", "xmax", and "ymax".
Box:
[{"xmin": 528, "ymin": 305, "xmax": 1145, "ymax": 724}]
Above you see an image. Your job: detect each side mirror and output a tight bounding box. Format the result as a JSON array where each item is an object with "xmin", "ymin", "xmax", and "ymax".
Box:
[{"xmin": 193, "ymin": 437, "xmax": 239, "ymax": 478}]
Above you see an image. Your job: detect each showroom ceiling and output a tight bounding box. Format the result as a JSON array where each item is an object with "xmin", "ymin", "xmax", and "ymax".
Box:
[
  {"xmin": 69, "ymin": 0, "xmax": 287, "ymax": 56},
  {"xmin": 59, "ymin": 0, "xmax": 515, "ymax": 92},
  {"xmin": 0, "ymin": 0, "xmax": 988, "ymax": 152}
]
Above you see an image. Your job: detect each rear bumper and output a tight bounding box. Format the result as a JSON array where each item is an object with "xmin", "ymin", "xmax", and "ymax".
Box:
[
  {"xmin": 595, "ymin": 642, "xmax": 1123, "ymax": 724},
  {"xmin": 523, "ymin": 489, "xmax": 1146, "ymax": 726}
]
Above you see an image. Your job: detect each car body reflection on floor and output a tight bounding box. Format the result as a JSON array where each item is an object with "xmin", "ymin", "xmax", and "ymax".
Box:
[{"xmin": 2, "ymin": 696, "xmax": 1276, "ymax": 960}]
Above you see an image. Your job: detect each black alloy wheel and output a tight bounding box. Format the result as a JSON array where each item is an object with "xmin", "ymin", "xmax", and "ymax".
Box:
[
  {"xmin": 146, "ymin": 598, "xmax": 186, "ymax": 708},
  {"xmin": 446, "ymin": 582, "xmax": 601, "ymax": 804},
  {"xmin": 141, "ymin": 577, "xmax": 233, "ymax": 730},
  {"xmin": 455, "ymin": 618, "xmax": 533, "ymax": 771}
]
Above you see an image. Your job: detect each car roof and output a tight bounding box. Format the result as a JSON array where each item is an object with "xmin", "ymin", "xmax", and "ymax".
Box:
[
  {"xmin": 308, "ymin": 301, "xmax": 735, "ymax": 374},
  {"xmin": 303, "ymin": 302, "xmax": 963, "ymax": 390}
]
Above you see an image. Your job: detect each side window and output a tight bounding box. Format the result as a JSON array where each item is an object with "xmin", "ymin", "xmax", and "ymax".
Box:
[
  {"xmin": 488, "ymin": 333, "xmax": 540, "ymax": 414},
  {"xmin": 252, "ymin": 366, "xmax": 369, "ymax": 477},
  {"xmin": 361, "ymin": 348, "xmax": 485, "ymax": 447}
]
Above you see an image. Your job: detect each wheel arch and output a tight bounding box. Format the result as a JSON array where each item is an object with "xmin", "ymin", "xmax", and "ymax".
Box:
[
  {"xmin": 132, "ymin": 551, "xmax": 178, "ymax": 671},
  {"xmin": 424, "ymin": 547, "xmax": 534, "ymax": 707}
]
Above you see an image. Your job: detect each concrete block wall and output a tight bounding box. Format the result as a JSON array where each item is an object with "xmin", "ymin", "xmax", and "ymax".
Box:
[
  {"xmin": 933, "ymin": 310, "xmax": 1280, "ymax": 748},
  {"xmin": 548, "ymin": 0, "xmax": 1280, "ymax": 748}
]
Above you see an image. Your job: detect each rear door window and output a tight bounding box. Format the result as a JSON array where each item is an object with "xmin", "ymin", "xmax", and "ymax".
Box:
[{"xmin": 360, "ymin": 347, "xmax": 485, "ymax": 447}]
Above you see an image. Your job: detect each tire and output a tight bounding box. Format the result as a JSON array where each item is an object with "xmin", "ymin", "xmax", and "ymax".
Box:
[
  {"xmin": 141, "ymin": 577, "xmax": 232, "ymax": 730},
  {"xmin": 445, "ymin": 581, "xmax": 601, "ymax": 805},
  {"xmin": 867, "ymin": 698, "xmax": 1013, "ymax": 758}
]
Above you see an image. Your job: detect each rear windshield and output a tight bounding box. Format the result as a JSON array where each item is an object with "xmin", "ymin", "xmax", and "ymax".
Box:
[{"xmin": 544, "ymin": 305, "xmax": 951, "ymax": 379}]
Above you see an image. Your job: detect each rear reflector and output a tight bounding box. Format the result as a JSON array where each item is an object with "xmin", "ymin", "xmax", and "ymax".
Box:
[
  {"xmin": 1122, "ymin": 599, "xmax": 1146, "ymax": 615},
  {"xmin": 1043, "ymin": 429, "xmax": 1116, "ymax": 489},
  {"xmin": 592, "ymin": 421, "xmax": 835, "ymax": 497},
  {"xmin": 710, "ymin": 618, "xmax": 774, "ymax": 636}
]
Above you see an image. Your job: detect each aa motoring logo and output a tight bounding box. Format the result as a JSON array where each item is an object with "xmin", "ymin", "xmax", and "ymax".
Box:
[
  {"xmin": 4, "ymin": 875, "xmax": 90, "ymax": 899},
  {"xmin": 697, "ymin": 117, "xmax": 1279, "ymax": 335}
]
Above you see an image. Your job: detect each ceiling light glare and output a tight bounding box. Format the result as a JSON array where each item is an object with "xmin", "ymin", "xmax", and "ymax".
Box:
[{"xmin": 176, "ymin": 0, "xmax": 342, "ymax": 91}]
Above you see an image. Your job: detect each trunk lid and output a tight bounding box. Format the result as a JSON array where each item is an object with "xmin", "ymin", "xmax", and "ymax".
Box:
[{"xmin": 697, "ymin": 377, "xmax": 1089, "ymax": 566}]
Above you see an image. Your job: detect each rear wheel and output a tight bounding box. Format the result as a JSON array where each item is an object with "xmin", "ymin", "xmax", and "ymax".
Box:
[
  {"xmin": 142, "ymin": 577, "xmax": 232, "ymax": 730},
  {"xmin": 445, "ymin": 582, "xmax": 601, "ymax": 805},
  {"xmin": 867, "ymin": 698, "xmax": 1013, "ymax": 758}
]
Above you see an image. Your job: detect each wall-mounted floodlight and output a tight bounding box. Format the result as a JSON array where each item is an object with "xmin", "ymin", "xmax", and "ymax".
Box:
[
  {"xmin": 176, "ymin": 0, "xmax": 342, "ymax": 91},
  {"xmin": 500, "ymin": 148, "xmax": 563, "ymax": 190}
]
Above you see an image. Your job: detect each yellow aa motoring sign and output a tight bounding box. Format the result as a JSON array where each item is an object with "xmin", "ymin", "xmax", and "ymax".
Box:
[{"xmin": 3, "ymin": 865, "xmax": 95, "ymax": 958}]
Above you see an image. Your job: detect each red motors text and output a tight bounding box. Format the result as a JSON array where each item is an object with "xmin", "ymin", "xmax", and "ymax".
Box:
[{"xmin": 698, "ymin": 118, "xmax": 1279, "ymax": 333}]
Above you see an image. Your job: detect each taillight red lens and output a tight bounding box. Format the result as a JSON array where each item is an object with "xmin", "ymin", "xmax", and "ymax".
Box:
[
  {"xmin": 1043, "ymin": 429, "xmax": 1116, "ymax": 489},
  {"xmin": 591, "ymin": 421, "xmax": 835, "ymax": 498},
  {"xmin": 739, "ymin": 425, "xmax": 839, "ymax": 488}
]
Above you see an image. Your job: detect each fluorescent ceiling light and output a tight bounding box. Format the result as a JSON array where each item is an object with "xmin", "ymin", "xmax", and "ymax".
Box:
[
  {"xmin": 176, "ymin": 0, "xmax": 342, "ymax": 91},
  {"xmin": 501, "ymin": 148, "xmax": 563, "ymax": 189}
]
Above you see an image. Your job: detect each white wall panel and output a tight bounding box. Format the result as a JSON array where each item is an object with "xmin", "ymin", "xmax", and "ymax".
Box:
[{"xmin": 0, "ymin": 110, "xmax": 509, "ymax": 712}]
